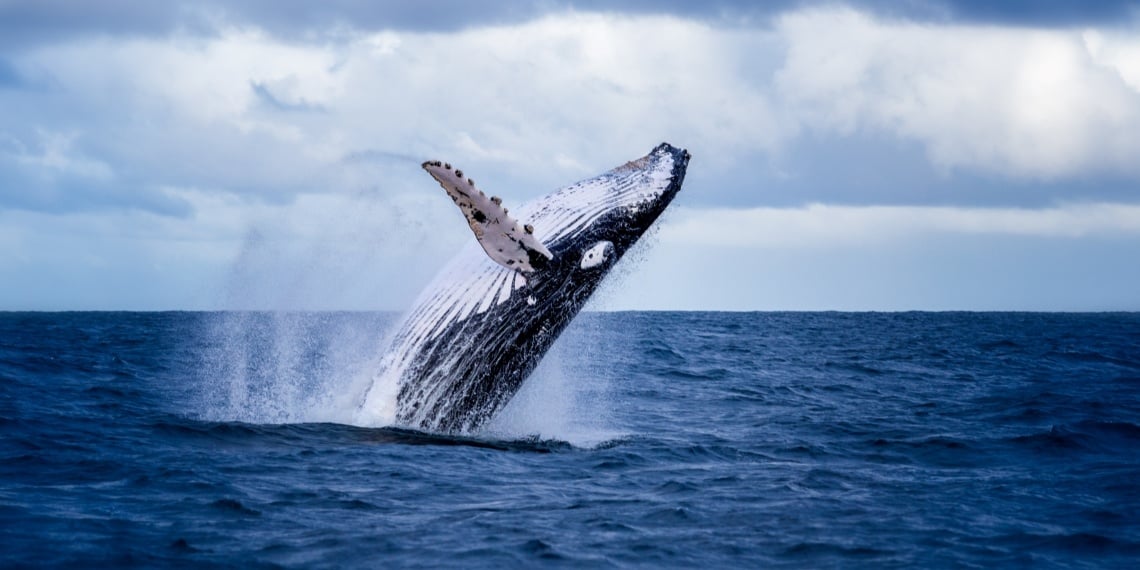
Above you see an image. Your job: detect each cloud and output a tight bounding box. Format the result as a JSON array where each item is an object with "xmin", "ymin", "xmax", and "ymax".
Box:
[
  {"xmin": 1, "ymin": 30, "xmax": 352, "ymax": 214},
  {"xmin": 614, "ymin": 201, "xmax": 1140, "ymax": 311},
  {"xmin": 1085, "ymin": 28, "xmax": 1140, "ymax": 92},
  {"xmin": 0, "ymin": 58, "xmax": 25, "ymax": 87},
  {"xmin": 3, "ymin": 1, "xmax": 1137, "ymax": 52},
  {"xmin": 250, "ymin": 81, "xmax": 327, "ymax": 113},
  {"xmin": 660, "ymin": 202, "xmax": 1140, "ymax": 249},
  {"xmin": 0, "ymin": 130, "xmax": 193, "ymax": 216},
  {"xmin": 0, "ymin": 183, "xmax": 465, "ymax": 310},
  {"xmin": 613, "ymin": 229, "xmax": 1140, "ymax": 311},
  {"xmin": 934, "ymin": 0, "xmax": 1140, "ymax": 27},
  {"xmin": 561, "ymin": 1, "xmax": 1140, "ymax": 29},
  {"xmin": 776, "ymin": 7, "xmax": 1140, "ymax": 180},
  {"xmin": 0, "ymin": 13, "xmax": 785, "ymax": 215},
  {"xmin": 0, "ymin": 2, "xmax": 1135, "ymax": 312},
  {"xmin": 0, "ymin": 1, "xmax": 551, "ymax": 49},
  {"xmin": 4, "ymin": 5, "xmax": 1139, "ymax": 221},
  {"xmin": 2, "ymin": 5, "xmax": 1140, "ymax": 311}
]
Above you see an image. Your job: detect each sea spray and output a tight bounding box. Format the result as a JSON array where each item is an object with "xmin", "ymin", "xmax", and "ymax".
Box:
[
  {"xmin": 195, "ymin": 308, "xmax": 621, "ymax": 443},
  {"xmin": 484, "ymin": 236, "xmax": 658, "ymax": 446},
  {"xmin": 196, "ymin": 311, "xmax": 393, "ymax": 425},
  {"xmin": 192, "ymin": 212, "xmax": 612, "ymax": 436},
  {"xmin": 8, "ymin": 312, "xmax": 1140, "ymax": 567},
  {"xmin": 193, "ymin": 185, "xmax": 414, "ymax": 425},
  {"xmin": 486, "ymin": 313, "xmax": 626, "ymax": 447}
]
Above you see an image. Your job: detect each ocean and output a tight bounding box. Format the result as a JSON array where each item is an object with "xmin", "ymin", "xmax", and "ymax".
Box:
[{"xmin": 1, "ymin": 311, "xmax": 1138, "ymax": 567}]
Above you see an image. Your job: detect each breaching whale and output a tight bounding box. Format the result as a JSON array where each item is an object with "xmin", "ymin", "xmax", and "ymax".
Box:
[{"xmin": 356, "ymin": 142, "xmax": 690, "ymax": 434}]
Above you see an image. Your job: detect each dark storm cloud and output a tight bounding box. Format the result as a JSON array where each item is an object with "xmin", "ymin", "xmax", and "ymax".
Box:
[
  {"xmin": 577, "ymin": 0, "xmax": 1140, "ymax": 27},
  {"xmin": 2, "ymin": 0, "xmax": 1138, "ymax": 217},
  {"xmin": 3, "ymin": 0, "xmax": 1136, "ymax": 51},
  {"xmin": 217, "ymin": 0, "xmax": 547, "ymax": 37},
  {"xmin": 0, "ymin": 1, "xmax": 546, "ymax": 49},
  {"xmin": 0, "ymin": 1, "xmax": 198, "ymax": 50},
  {"xmin": 933, "ymin": 0, "xmax": 1140, "ymax": 27}
]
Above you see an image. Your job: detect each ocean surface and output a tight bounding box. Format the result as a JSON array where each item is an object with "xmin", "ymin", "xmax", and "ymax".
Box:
[{"xmin": 2, "ymin": 311, "xmax": 1139, "ymax": 568}]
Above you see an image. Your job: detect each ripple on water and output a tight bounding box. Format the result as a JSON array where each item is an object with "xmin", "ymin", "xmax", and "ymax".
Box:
[{"xmin": 2, "ymin": 312, "xmax": 1139, "ymax": 568}]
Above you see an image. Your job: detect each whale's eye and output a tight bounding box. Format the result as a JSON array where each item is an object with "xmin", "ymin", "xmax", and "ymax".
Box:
[{"xmin": 580, "ymin": 241, "xmax": 614, "ymax": 270}]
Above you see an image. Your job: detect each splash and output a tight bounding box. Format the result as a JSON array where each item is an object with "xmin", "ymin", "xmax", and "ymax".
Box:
[
  {"xmin": 481, "ymin": 314, "xmax": 624, "ymax": 446},
  {"xmin": 194, "ymin": 186, "xmax": 411, "ymax": 426},
  {"xmin": 192, "ymin": 185, "xmax": 620, "ymax": 443},
  {"xmin": 195, "ymin": 308, "xmax": 620, "ymax": 445},
  {"xmin": 196, "ymin": 311, "xmax": 392, "ymax": 425}
]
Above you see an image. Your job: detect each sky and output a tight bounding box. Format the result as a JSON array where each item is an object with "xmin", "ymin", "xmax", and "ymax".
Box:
[{"xmin": 1, "ymin": 0, "xmax": 1139, "ymax": 311}]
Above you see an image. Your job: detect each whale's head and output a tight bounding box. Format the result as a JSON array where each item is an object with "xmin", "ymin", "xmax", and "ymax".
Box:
[{"xmin": 524, "ymin": 142, "xmax": 690, "ymax": 278}]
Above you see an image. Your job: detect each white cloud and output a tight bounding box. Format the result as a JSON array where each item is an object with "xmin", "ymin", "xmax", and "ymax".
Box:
[
  {"xmin": 3, "ymin": 7, "xmax": 1140, "ymax": 310},
  {"xmin": 8, "ymin": 13, "xmax": 782, "ymax": 203},
  {"xmin": 660, "ymin": 202, "xmax": 1140, "ymax": 248},
  {"xmin": 8, "ymin": 130, "xmax": 113, "ymax": 180},
  {"xmin": 0, "ymin": 183, "xmax": 466, "ymax": 310},
  {"xmin": 609, "ymin": 202, "xmax": 1140, "ymax": 311},
  {"xmin": 7, "ymin": 7, "xmax": 1140, "ymax": 217},
  {"xmin": 776, "ymin": 8, "xmax": 1140, "ymax": 180},
  {"xmin": 1084, "ymin": 29, "xmax": 1140, "ymax": 92},
  {"xmin": 332, "ymin": 14, "xmax": 784, "ymax": 179}
]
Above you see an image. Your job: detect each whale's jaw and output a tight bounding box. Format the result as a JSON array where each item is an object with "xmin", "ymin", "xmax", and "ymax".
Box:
[{"xmin": 359, "ymin": 143, "xmax": 690, "ymax": 434}]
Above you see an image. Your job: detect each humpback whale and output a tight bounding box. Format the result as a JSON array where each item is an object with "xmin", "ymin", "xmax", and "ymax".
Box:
[{"xmin": 356, "ymin": 143, "xmax": 690, "ymax": 434}]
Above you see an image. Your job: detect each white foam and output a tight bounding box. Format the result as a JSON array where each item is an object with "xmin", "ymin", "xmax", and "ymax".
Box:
[{"xmin": 481, "ymin": 320, "xmax": 628, "ymax": 449}]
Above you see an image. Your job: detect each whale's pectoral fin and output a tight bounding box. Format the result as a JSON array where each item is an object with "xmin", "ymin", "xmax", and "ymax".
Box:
[{"xmin": 422, "ymin": 160, "xmax": 554, "ymax": 273}]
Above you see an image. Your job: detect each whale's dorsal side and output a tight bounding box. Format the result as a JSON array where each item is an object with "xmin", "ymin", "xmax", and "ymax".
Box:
[{"xmin": 422, "ymin": 161, "xmax": 554, "ymax": 273}]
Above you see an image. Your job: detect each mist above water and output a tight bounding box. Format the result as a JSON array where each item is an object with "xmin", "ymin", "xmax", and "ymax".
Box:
[
  {"xmin": 192, "ymin": 182, "xmax": 619, "ymax": 445},
  {"xmin": 196, "ymin": 311, "xmax": 391, "ymax": 426},
  {"xmin": 195, "ymin": 187, "xmax": 407, "ymax": 426}
]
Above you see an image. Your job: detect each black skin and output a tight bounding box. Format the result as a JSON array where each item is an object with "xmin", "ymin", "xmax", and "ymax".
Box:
[{"xmin": 396, "ymin": 143, "xmax": 689, "ymax": 433}]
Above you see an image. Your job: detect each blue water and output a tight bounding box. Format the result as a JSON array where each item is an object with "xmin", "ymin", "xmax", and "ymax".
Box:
[{"xmin": 2, "ymin": 311, "xmax": 1139, "ymax": 567}]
